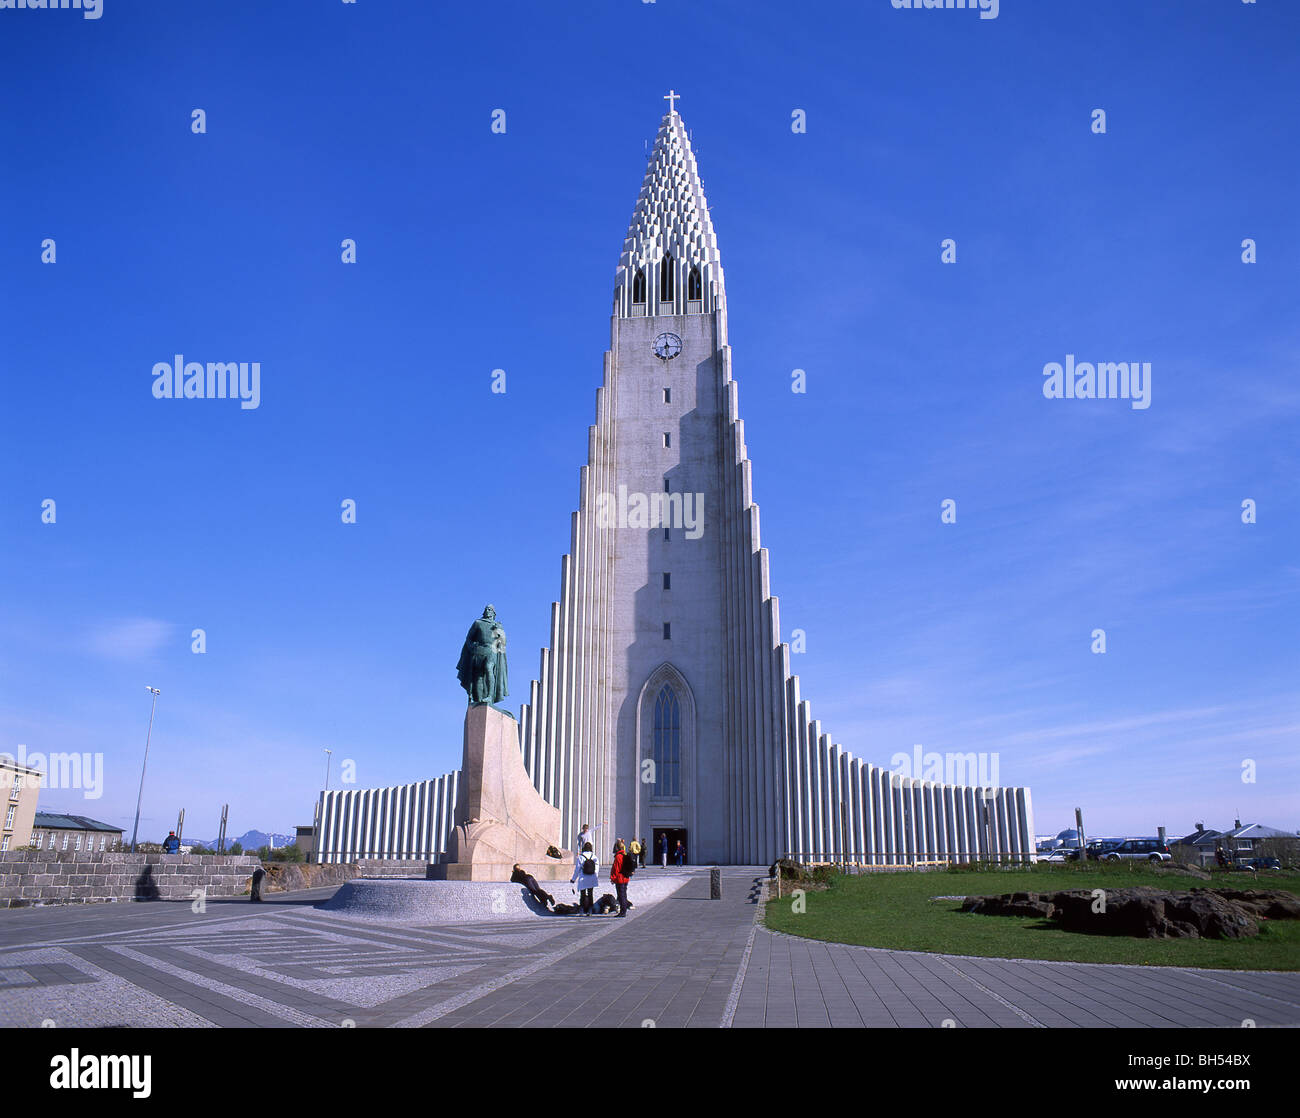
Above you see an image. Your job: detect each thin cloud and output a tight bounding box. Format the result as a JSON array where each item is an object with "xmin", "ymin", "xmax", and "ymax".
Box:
[{"xmin": 83, "ymin": 619, "xmax": 174, "ymax": 661}]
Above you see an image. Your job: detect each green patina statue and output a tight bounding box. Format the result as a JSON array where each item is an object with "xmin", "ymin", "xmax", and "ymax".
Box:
[{"xmin": 456, "ymin": 604, "xmax": 509, "ymax": 706}]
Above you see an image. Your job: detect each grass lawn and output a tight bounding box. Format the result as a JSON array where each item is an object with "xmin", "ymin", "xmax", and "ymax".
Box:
[{"xmin": 762, "ymin": 863, "xmax": 1300, "ymax": 970}]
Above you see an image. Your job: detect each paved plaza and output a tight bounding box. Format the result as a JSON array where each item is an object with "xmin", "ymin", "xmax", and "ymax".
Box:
[{"xmin": 0, "ymin": 868, "xmax": 1296, "ymax": 1028}]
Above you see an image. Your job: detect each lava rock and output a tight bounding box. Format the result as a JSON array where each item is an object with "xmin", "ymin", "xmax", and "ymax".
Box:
[
  {"xmin": 961, "ymin": 894, "xmax": 1055, "ymax": 919},
  {"xmin": 962, "ymin": 885, "xmax": 1296, "ymax": 939}
]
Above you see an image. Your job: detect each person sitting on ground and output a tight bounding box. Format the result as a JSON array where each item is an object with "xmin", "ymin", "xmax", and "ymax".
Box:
[{"xmin": 511, "ymin": 863, "xmax": 554, "ymax": 908}]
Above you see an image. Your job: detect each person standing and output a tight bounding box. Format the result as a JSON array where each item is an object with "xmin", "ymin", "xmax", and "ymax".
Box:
[
  {"xmin": 629, "ymin": 837, "xmax": 641, "ymax": 869},
  {"xmin": 659, "ymin": 832, "xmax": 668, "ymax": 868},
  {"xmin": 675, "ymin": 839, "xmax": 685, "ymax": 867},
  {"xmin": 571, "ymin": 842, "xmax": 599, "ymax": 915},
  {"xmin": 575, "ymin": 819, "xmax": 605, "ymax": 853},
  {"xmin": 638, "ymin": 838, "xmax": 647, "ymax": 869},
  {"xmin": 611, "ymin": 840, "xmax": 632, "ymax": 917}
]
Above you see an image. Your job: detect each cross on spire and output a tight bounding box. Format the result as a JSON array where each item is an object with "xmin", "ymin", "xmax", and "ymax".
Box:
[{"xmin": 664, "ymin": 89, "xmax": 680, "ymax": 114}]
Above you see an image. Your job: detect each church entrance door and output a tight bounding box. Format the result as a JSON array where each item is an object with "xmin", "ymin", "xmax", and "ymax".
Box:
[{"xmin": 653, "ymin": 827, "xmax": 688, "ymax": 867}]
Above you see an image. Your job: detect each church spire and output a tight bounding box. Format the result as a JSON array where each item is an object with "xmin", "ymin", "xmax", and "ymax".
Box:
[{"xmin": 614, "ymin": 98, "xmax": 725, "ymax": 318}]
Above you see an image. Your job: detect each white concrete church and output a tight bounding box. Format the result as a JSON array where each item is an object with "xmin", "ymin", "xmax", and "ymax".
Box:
[{"xmin": 316, "ymin": 99, "xmax": 1036, "ymax": 868}]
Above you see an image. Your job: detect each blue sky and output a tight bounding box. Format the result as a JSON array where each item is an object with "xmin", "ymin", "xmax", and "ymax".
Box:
[{"xmin": 1, "ymin": 0, "xmax": 1296, "ymax": 846}]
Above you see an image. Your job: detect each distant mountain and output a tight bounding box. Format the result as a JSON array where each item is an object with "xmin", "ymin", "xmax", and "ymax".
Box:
[{"xmin": 183, "ymin": 829, "xmax": 295, "ymax": 851}]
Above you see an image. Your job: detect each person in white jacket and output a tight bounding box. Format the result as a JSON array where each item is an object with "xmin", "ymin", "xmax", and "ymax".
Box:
[{"xmin": 570, "ymin": 842, "xmax": 599, "ymax": 915}]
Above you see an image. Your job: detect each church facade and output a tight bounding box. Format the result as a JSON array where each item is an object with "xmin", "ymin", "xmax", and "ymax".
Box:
[
  {"xmin": 514, "ymin": 104, "xmax": 1034, "ymax": 866},
  {"xmin": 315, "ymin": 102, "xmax": 1034, "ymax": 868}
]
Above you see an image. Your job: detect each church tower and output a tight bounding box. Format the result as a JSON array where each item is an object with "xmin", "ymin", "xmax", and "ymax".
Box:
[
  {"xmin": 516, "ymin": 99, "xmax": 1036, "ymax": 866},
  {"xmin": 314, "ymin": 100, "xmax": 1035, "ymax": 868}
]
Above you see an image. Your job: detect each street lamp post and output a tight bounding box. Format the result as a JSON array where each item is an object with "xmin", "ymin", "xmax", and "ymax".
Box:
[
  {"xmin": 130, "ymin": 687, "xmax": 161, "ymax": 854},
  {"xmin": 323, "ymin": 748, "xmax": 333, "ymax": 791}
]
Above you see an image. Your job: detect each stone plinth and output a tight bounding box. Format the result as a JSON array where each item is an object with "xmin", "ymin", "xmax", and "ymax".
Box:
[
  {"xmin": 318, "ymin": 874, "xmax": 690, "ymax": 923},
  {"xmin": 428, "ymin": 704, "xmax": 570, "ymax": 882}
]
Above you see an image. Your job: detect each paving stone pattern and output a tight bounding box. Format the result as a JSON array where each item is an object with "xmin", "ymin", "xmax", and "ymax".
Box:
[{"xmin": 0, "ymin": 867, "xmax": 1296, "ymax": 1028}]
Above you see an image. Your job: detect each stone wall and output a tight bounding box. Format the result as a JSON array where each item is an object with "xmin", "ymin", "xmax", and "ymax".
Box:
[
  {"xmin": 207, "ymin": 859, "xmax": 428, "ymax": 893},
  {"xmin": 0, "ymin": 850, "xmax": 263, "ymax": 907},
  {"xmin": 261, "ymin": 862, "xmax": 360, "ymax": 893},
  {"xmin": 356, "ymin": 859, "xmax": 431, "ymax": 878}
]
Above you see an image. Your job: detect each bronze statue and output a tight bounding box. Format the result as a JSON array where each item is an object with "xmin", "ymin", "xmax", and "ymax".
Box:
[{"xmin": 456, "ymin": 604, "xmax": 508, "ymax": 706}]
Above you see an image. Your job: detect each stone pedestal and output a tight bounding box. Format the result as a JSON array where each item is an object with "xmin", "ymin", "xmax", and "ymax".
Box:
[{"xmin": 428, "ymin": 705, "xmax": 571, "ymax": 882}]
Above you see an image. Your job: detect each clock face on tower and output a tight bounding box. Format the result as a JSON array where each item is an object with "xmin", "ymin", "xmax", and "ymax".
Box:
[{"xmin": 653, "ymin": 332, "xmax": 682, "ymax": 361}]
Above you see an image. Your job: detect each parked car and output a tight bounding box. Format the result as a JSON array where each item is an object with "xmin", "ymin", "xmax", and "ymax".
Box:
[
  {"xmin": 1038, "ymin": 848, "xmax": 1077, "ymax": 864},
  {"xmin": 1104, "ymin": 838, "xmax": 1172, "ymax": 863},
  {"xmin": 1084, "ymin": 839, "xmax": 1124, "ymax": 861},
  {"xmin": 1238, "ymin": 857, "xmax": 1282, "ymax": 871}
]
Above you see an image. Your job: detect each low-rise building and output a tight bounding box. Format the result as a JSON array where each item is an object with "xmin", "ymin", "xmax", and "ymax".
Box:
[
  {"xmin": 1219, "ymin": 820, "xmax": 1299, "ymax": 864},
  {"xmin": 1171, "ymin": 820, "xmax": 1298, "ymax": 867},
  {"xmin": 30, "ymin": 813, "xmax": 123, "ymax": 854},
  {"xmin": 1172, "ymin": 823, "xmax": 1223, "ymax": 867},
  {"xmin": 0, "ymin": 758, "xmax": 41, "ymax": 853},
  {"xmin": 295, "ymin": 824, "xmax": 315, "ymax": 863}
]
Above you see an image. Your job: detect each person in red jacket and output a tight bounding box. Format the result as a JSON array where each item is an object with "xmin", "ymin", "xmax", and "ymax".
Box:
[{"xmin": 610, "ymin": 839, "xmax": 633, "ymax": 917}]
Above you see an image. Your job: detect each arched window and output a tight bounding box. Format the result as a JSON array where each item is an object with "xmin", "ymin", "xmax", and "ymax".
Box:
[
  {"xmin": 632, "ymin": 268, "xmax": 646, "ymax": 304},
  {"xmin": 687, "ymin": 265, "xmax": 701, "ymax": 301},
  {"xmin": 653, "ymin": 684, "xmax": 681, "ymax": 797},
  {"xmin": 659, "ymin": 253, "xmax": 675, "ymax": 302}
]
